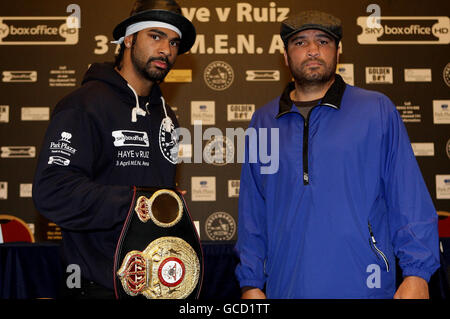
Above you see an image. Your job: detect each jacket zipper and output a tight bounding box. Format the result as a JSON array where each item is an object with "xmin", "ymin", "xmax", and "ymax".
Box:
[
  {"xmin": 302, "ymin": 107, "xmax": 317, "ymax": 186},
  {"xmin": 303, "ymin": 118, "xmax": 309, "ymax": 185},
  {"xmin": 368, "ymin": 222, "xmax": 390, "ymax": 272},
  {"xmin": 303, "ymin": 115, "xmax": 312, "ymax": 185},
  {"xmin": 287, "ymin": 102, "xmax": 337, "ymax": 186}
]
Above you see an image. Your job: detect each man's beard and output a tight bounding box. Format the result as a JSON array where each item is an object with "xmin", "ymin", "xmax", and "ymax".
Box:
[
  {"xmin": 288, "ymin": 55, "xmax": 337, "ymax": 86},
  {"xmin": 131, "ymin": 45, "xmax": 173, "ymax": 82}
]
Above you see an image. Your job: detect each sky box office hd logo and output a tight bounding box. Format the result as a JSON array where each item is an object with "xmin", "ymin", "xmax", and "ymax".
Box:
[
  {"xmin": 357, "ymin": 16, "xmax": 450, "ymax": 44},
  {"xmin": 0, "ymin": 17, "xmax": 79, "ymax": 45}
]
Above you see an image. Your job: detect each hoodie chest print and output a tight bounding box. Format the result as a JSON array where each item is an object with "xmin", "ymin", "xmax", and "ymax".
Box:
[{"xmin": 112, "ymin": 130, "xmax": 151, "ymax": 168}]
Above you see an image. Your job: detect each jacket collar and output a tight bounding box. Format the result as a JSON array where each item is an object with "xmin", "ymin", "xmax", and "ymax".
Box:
[{"xmin": 276, "ymin": 74, "xmax": 347, "ymax": 118}]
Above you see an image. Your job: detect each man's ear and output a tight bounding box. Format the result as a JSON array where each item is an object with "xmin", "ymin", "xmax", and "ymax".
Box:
[
  {"xmin": 283, "ymin": 48, "xmax": 289, "ymax": 67},
  {"xmin": 124, "ymin": 34, "xmax": 135, "ymax": 48},
  {"xmin": 336, "ymin": 41, "xmax": 341, "ymax": 64}
]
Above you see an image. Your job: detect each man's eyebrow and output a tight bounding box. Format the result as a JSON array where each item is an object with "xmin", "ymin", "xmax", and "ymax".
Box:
[
  {"xmin": 289, "ymin": 35, "xmax": 307, "ymax": 42},
  {"xmin": 147, "ymin": 28, "xmax": 181, "ymax": 41},
  {"xmin": 315, "ymin": 33, "xmax": 333, "ymax": 40},
  {"xmin": 289, "ymin": 32, "xmax": 334, "ymax": 42}
]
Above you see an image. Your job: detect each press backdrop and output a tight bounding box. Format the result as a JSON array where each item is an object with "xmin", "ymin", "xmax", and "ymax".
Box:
[{"xmin": 0, "ymin": 0, "xmax": 449, "ymax": 242}]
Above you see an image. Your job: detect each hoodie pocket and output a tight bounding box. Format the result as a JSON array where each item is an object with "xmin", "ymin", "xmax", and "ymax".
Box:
[{"xmin": 368, "ymin": 222, "xmax": 390, "ymax": 272}]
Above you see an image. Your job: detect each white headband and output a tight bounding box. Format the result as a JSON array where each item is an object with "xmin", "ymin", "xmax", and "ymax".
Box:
[{"xmin": 111, "ymin": 21, "xmax": 182, "ymax": 44}]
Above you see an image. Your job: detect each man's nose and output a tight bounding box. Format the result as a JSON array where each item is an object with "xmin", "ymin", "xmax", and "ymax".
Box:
[
  {"xmin": 158, "ymin": 39, "xmax": 171, "ymax": 57},
  {"xmin": 306, "ymin": 42, "xmax": 320, "ymax": 57}
]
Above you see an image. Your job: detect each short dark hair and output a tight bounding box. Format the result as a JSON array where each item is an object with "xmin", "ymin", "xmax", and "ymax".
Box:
[
  {"xmin": 114, "ymin": 43, "xmax": 126, "ymax": 70},
  {"xmin": 114, "ymin": 33, "xmax": 137, "ymax": 70}
]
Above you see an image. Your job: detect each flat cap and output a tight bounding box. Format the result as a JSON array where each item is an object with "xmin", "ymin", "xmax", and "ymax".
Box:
[{"xmin": 280, "ymin": 10, "xmax": 342, "ymax": 44}]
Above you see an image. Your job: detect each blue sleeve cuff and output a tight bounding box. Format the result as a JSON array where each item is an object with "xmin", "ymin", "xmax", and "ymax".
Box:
[
  {"xmin": 238, "ymin": 279, "xmax": 266, "ymax": 290},
  {"xmin": 401, "ymin": 267, "xmax": 438, "ymax": 283}
]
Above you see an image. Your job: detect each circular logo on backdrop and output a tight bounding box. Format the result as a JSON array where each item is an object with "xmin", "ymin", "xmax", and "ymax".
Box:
[
  {"xmin": 204, "ymin": 61, "xmax": 234, "ymax": 91},
  {"xmin": 159, "ymin": 117, "xmax": 178, "ymax": 164},
  {"xmin": 444, "ymin": 63, "xmax": 450, "ymax": 88},
  {"xmin": 203, "ymin": 135, "xmax": 234, "ymax": 166},
  {"xmin": 205, "ymin": 212, "xmax": 236, "ymax": 241},
  {"xmin": 446, "ymin": 139, "xmax": 450, "ymax": 159}
]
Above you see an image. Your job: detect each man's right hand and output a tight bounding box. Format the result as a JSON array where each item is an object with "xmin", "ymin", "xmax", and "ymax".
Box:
[{"xmin": 241, "ymin": 288, "xmax": 267, "ymax": 299}]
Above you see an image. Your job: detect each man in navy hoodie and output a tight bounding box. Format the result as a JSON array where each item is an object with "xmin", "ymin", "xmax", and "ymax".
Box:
[
  {"xmin": 235, "ymin": 10, "xmax": 440, "ymax": 299},
  {"xmin": 33, "ymin": 0, "xmax": 196, "ymax": 298}
]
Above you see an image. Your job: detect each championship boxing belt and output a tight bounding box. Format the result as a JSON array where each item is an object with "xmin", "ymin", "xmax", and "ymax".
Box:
[{"xmin": 113, "ymin": 187, "xmax": 203, "ymax": 299}]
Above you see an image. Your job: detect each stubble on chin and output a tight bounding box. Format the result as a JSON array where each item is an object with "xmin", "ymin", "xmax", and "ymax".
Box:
[
  {"xmin": 287, "ymin": 53, "xmax": 337, "ymax": 86},
  {"xmin": 295, "ymin": 62, "xmax": 336, "ymax": 85},
  {"xmin": 131, "ymin": 49, "xmax": 172, "ymax": 82}
]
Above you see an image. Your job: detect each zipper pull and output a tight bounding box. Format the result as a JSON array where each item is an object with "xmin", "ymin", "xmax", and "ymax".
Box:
[
  {"xmin": 303, "ymin": 172, "xmax": 309, "ymax": 184},
  {"xmin": 368, "ymin": 222, "xmax": 377, "ymax": 244},
  {"xmin": 368, "ymin": 221, "xmax": 390, "ymax": 272},
  {"xmin": 145, "ymin": 102, "xmax": 150, "ymax": 115}
]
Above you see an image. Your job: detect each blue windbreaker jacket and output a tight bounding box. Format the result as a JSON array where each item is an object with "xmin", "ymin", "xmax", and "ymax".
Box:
[{"xmin": 235, "ymin": 75, "xmax": 440, "ymax": 298}]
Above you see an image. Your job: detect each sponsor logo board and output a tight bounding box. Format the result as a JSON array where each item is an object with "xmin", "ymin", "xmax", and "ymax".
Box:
[
  {"xmin": 357, "ymin": 16, "xmax": 450, "ymax": 44},
  {"xmin": 0, "ymin": 16, "xmax": 79, "ymax": 45}
]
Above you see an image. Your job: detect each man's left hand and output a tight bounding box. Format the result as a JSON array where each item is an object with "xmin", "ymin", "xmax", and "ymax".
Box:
[{"xmin": 393, "ymin": 276, "xmax": 429, "ymax": 299}]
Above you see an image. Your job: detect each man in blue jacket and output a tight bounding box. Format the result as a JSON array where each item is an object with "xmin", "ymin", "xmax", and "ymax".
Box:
[{"xmin": 235, "ymin": 10, "xmax": 440, "ymax": 299}]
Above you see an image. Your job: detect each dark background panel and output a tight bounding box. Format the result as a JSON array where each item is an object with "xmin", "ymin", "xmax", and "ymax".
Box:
[{"xmin": 0, "ymin": 0, "xmax": 448, "ymax": 242}]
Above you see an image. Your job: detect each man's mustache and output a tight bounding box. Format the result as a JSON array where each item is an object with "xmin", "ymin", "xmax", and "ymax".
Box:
[
  {"xmin": 147, "ymin": 56, "xmax": 173, "ymax": 68},
  {"xmin": 301, "ymin": 58, "xmax": 325, "ymax": 67}
]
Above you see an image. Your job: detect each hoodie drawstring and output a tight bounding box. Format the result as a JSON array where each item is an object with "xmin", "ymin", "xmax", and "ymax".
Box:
[
  {"xmin": 160, "ymin": 96, "xmax": 173, "ymax": 132},
  {"xmin": 128, "ymin": 84, "xmax": 172, "ymax": 127},
  {"xmin": 128, "ymin": 83, "xmax": 146, "ymax": 123}
]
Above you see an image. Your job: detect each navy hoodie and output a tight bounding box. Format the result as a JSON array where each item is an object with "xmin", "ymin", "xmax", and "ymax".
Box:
[{"xmin": 33, "ymin": 63, "xmax": 179, "ymax": 290}]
